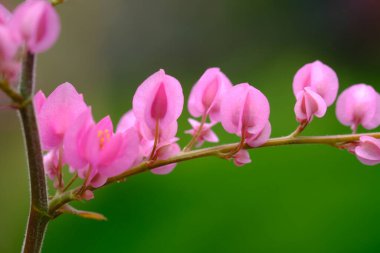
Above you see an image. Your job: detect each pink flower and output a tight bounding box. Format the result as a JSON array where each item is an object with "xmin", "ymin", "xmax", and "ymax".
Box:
[
  {"xmin": 232, "ymin": 150, "xmax": 251, "ymax": 166},
  {"xmin": 353, "ymin": 136, "xmax": 380, "ymax": 166},
  {"xmin": 293, "ymin": 60, "xmax": 339, "ymax": 123},
  {"xmin": 64, "ymin": 110, "xmax": 140, "ymax": 187},
  {"xmin": 336, "ymin": 84, "xmax": 380, "ymax": 132},
  {"xmin": 151, "ymin": 142, "xmax": 181, "ymax": 175},
  {"xmin": 188, "ymin": 68, "xmax": 232, "ymax": 122},
  {"xmin": 185, "ymin": 118, "xmax": 218, "ymax": 147},
  {"xmin": 294, "ymin": 87, "xmax": 327, "ymax": 123},
  {"xmin": 133, "ymin": 69, "xmax": 183, "ymax": 141},
  {"xmin": 220, "ymin": 83, "xmax": 270, "ymax": 145},
  {"xmin": 11, "ymin": 0, "xmax": 60, "ymax": 53},
  {"xmin": 35, "ymin": 82, "xmax": 88, "ymax": 150}
]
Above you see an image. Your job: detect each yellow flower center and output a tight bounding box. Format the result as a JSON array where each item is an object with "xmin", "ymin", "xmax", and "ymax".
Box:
[{"xmin": 97, "ymin": 129, "xmax": 110, "ymax": 148}]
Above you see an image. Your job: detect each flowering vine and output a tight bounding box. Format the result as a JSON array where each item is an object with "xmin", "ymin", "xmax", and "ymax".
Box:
[{"xmin": 1, "ymin": 1, "xmax": 380, "ymax": 253}]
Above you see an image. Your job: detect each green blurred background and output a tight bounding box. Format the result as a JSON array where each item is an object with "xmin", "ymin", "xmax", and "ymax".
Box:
[{"xmin": 2, "ymin": 0, "xmax": 380, "ymax": 252}]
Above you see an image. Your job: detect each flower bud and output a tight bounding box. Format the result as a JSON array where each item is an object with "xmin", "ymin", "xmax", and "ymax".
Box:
[
  {"xmin": 12, "ymin": 0, "xmax": 60, "ymax": 53},
  {"xmin": 188, "ymin": 68, "xmax": 232, "ymax": 122},
  {"xmin": 336, "ymin": 84, "xmax": 380, "ymax": 132},
  {"xmin": 220, "ymin": 83, "xmax": 270, "ymax": 144},
  {"xmin": 354, "ymin": 136, "xmax": 380, "ymax": 166}
]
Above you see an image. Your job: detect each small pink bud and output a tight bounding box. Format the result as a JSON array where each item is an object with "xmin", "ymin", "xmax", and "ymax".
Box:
[
  {"xmin": 220, "ymin": 83, "xmax": 270, "ymax": 138},
  {"xmin": 354, "ymin": 136, "xmax": 380, "ymax": 166},
  {"xmin": 233, "ymin": 150, "xmax": 251, "ymax": 166},
  {"xmin": 294, "ymin": 87, "xmax": 327, "ymax": 123},
  {"xmin": 188, "ymin": 68, "xmax": 232, "ymax": 122},
  {"xmin": 336, "ymin": 84, "xmax": 380, "ymax": 132},
  {"xmin": 43, "ymin": 149, "xmax": 59, "ymax": 180},
  {"xmin": 151, "ymin": 142, "xmax": 181, "ymax": 175},
  {"xmin": 293, "ymin": 60, "xmax": 339, "ymax": 107},
  {"xmin": 12, "ymin": 0, "xmax": 60, "ymax": 53},
  {"xmin": 133, "ymin": 69, "xmax": 184, "ymax": 141},
  {"xmin": 185, "ymin": 118, "xmax": 219, "ymax": 147}
]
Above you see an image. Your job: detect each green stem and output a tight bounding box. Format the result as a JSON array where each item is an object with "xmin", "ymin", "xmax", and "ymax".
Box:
[{"xmin": 19, "ymin": 52, "xmax": 50, "ymax": 253}]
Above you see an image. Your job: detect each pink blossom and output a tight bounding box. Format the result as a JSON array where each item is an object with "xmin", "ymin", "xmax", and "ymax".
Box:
[
  {"xmin": 64, "ymin": 110, "xmax": 140, "ymax": 187},
  {"xmin": 185, "ymin": 118, "xmax": 219, "ymax": 147},
  {"xmin": 151, "ymin": 142, "xmax": 181, "ymax": 175},
  {"xmin": 35, "ymin": 82, "xmax": 88, "ymax": 150},
  {"xmin": 336, "ymin": 84, "xmax": 380, "ymax": 132},
  {"xmin": 232, "ymin": 150, "xmax": 251, "ymax": 166},
  {"xmin": 133, "ymin": 69, "xmax": 183, "ymax": 141},
  {"xmin": 11, "ymin": 0, "xmax": 60, "ymax": 53},
  {"xmin": 354, "ymin": 136, "xmax": 380, "ymax": 166},
  {"xmin": 220, "ymin": 83, "xmax": 270, "ymax": 143},
  {"xmin": 294, "ymin": 87, "xmax": 327, "ymax": 123},
  {"xmin": 188, "ymin": 68, "xmax": 232, "ymax": 122},
  {"xmin": 293, "ymin": 60, "xmax": 339, "ymax": 106}
]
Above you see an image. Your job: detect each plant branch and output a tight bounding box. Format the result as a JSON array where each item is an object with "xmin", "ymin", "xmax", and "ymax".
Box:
[
  {"xmin": 48, "ymin": 131, "xmax": 380, "ymax": 216},
  {"xmin": 19, "ymin": 52, "xmax": 50, "ymax": 253}
]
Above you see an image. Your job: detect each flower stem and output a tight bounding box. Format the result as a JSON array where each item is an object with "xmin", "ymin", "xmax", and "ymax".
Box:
[
  {"xmin": 183, "ymin": 113, "xmax": 207, "ymax": 151},
  {"xmin": 19, "ymin": 52, "xmax": 50, "ymax": 253},
  {"xmin": 48, "ymin": 131, "xmax": 380, "ymax": 216}
]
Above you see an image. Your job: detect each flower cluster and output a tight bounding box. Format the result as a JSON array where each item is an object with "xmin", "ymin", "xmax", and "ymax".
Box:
[
  {"xmin": 0, "ymin": 0, "xmax": 59, "ymax": 82},
  {"xmin": 292, "ymin": 60, "xmax": 380, "ymax": 165},
  {"xmin": 2, "ymin": 1, "xmax": 380, "ymax": 203}
]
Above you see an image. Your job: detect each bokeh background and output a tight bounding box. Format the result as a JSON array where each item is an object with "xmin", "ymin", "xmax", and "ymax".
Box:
[{"xmin": 2, "ymin": 0, "xmax": 380, "ymax": 252}]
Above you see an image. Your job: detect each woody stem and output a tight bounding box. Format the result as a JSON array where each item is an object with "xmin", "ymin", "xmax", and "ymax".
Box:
[{"xmin": 19, "ymin": 52, "xmax": 50, "ymax": 253}]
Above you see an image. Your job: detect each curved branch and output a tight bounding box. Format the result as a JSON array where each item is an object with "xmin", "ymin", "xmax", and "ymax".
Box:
[{"xmin": 48, "ymin": 131, "xmax": 380, "ymax": 215}]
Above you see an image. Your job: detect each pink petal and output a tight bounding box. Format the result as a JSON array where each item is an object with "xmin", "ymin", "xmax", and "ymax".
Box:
[
  {"xmin": 246, "ymin": 122, "xmax": 271, "ymax": 147},
  {"xmin": 203, "ymin": 129, "xmax": 219, "ymax": 143},
  {"xmin": 233, "ymin": 150, "xmax": 251, "ymax": 167},
  {"xmin": 116, "ymin": 110, "xmax": 136, "ymax": 133},
  {"xmin": 38, "ymin": 83, "xmax": 88, "ymax": 150},
  {"xmin": 133, "ymin": 69, "xmax": 183, "ymax": 140},
  {"xmin": 98, "ymin": 129, "xmax": 139, "ymax": 177},
  {"xmin": 11, "ymin": 0, "xmax": 60, "ymax": 53},
  {"xmin": 293, "ymin": 60, "xmax": 339, "ymax": 106},
  {"xmin": 294, "ymin": 87, "xmax": 327, "ymax": 123},
  {"xmin": 188, "ymin": 68, "xmax": 232, "ymax": 122},
  {"xmin": 63, "ymin": 109, "xmax": 93, "ymax": 170}
]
